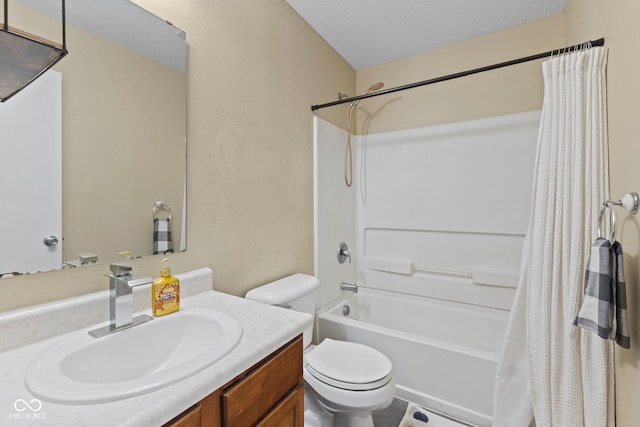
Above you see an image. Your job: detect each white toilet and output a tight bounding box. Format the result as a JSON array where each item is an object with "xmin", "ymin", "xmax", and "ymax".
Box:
[{"xmin": 245, "ymin": 274, "xmax": 395, "ymax": 427}]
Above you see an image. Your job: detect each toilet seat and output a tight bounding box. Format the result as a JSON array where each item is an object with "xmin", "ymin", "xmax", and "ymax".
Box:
[
  {"xmin": 306, "ymin": 365, "xmax": 392, "ymax": 391},
  {"xmin": 305, "ymin": 339, "xmax": 392, "ymax": 391}
]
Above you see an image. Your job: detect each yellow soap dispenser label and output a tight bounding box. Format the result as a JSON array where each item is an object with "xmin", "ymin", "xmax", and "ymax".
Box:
[{"xmin": 152, "ymin": 258, "xmax": 180, "ymax": 316}]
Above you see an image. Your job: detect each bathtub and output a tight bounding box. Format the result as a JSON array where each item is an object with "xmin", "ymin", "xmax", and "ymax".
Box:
[{"xmin": 316, "ymin": 288, "xmax": 509, "ymax": 426}]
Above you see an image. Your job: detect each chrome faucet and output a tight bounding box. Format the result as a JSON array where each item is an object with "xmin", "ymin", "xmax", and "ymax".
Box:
[
  {"xmin": 89, "ymin": 264, "xmax": 153, "ymax": 338},
  {"xmin": 340, "ymin": 282, "xmax": 358, "ymax": 293}
]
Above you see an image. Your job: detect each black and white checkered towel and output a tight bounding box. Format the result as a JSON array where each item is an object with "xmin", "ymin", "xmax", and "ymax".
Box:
[
  {"xmin": 574, "ymin": 238, "xmax": 630, "ymax": 348},
  {"xmin": 153, "ymin": 218, "xmax": 174, "ymax": 255}
]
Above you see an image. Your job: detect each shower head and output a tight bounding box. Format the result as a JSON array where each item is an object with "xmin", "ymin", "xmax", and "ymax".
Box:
[
  {"xmin": 367, "ymin": 81, "xmax": 384, "ymax": 92},
  {"xmin": 350, "ymin": 81, "xmax": 385, "ymax": 107}
]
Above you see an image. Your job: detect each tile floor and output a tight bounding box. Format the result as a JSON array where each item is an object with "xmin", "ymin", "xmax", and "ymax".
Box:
[{"xmin": 372, "ymin": 398, "xmax": 408, "ymax": 426}]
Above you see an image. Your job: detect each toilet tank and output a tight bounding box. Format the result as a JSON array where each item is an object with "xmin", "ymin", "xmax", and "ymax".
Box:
[{"xmin": 245, "ymin": 273, "xmax": 319, "ymax": 347}]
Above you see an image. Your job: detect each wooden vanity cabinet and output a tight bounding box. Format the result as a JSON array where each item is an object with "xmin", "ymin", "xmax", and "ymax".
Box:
[
  {"xmin": 164, "ymin": 335, "xmax": 303, "ymax": 427},
  {"xmin": 222, "ymin": 335, "xmax": 303, "ymax": 427},
  {"xmin": 163, "ymin": 389, "xmax": 222, "ymax": 427},
  {"xmin": 253, "ymin": 385, "xmax": 304, "ymax": 427}
]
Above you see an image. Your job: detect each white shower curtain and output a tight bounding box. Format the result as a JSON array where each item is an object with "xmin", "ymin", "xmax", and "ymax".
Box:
[{"xmin": 494, "ymin": 46, "xmax": 614, "ymax": 426}]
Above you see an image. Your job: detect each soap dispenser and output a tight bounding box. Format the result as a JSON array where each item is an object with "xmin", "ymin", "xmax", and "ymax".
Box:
[{"xmin": 152, "ymin": 258, "xmax": 180, "ymax": 316}]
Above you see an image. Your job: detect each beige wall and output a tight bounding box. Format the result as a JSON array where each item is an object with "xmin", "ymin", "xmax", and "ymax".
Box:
[
  {"xmin": 563, "ymin": 1, "xmax": 640, "ymax": 425},
  {"xmin": 355, "ymin": 14, "xmax": 564, "ymax": 134},
  {"xmin": 0, "ymin": 1, "xmax": 354, "ymax": 310}
]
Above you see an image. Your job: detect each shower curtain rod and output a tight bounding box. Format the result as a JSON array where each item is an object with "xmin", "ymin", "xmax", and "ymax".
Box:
[{"xmin": 310, "ymin": 37, "xmax": 605, "ymax": 111}]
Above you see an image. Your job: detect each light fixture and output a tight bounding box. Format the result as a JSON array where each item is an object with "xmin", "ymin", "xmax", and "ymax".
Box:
[{"xmin": 0, "ymin": 0, "xmax": 67, "ymax": 102}]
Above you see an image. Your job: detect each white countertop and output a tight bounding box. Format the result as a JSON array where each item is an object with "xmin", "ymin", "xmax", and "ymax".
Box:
[{"xmin": 0, "ymin": 268, "xmax": 312, "ymax": 426}]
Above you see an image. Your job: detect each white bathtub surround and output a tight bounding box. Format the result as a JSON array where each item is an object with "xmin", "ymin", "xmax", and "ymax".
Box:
[
  {"xmin": 314, "ymin": 112, "xmax": 540, "ymax": 425},
  {"xmin": 0, "ymin": 268, "xmax": 311, "ymax": 426},
  {"xmin": 494, "ymin": 47, "xmax": 614, "ymax": 426},
  {"xmin": 352, "ymin": 111, "xmax": 540, "ymax": 311},
  {"xmin": 313, "ymin": 117, "xmax": 357, "ymax": 310}
]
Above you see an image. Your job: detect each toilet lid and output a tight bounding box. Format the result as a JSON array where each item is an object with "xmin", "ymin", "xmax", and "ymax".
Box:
[{"xmin": 306, "ymin": 339, "xmax": 392, "ymax": 389}]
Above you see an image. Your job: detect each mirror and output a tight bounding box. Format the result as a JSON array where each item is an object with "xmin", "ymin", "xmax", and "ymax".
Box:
[{"xmin": 1, "ymin": 0, "xmax": 187, "ymax": 275}]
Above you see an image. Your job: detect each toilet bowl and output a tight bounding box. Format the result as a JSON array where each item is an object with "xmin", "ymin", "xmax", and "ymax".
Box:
[
  {"xmin": 304, "ymin": 339, "xmax": 395, "ymax": 427},
  {"xmin": 245, "ymin": 274, "xmax": 395, "ymax": 427}
]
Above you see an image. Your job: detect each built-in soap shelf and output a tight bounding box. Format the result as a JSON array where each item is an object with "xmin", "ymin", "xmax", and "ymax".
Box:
[
  {"xmin": 470, "ymin": 267, "xmax": 519, "ymax": 289},
  {"xmin": 363, "ymin": 256, "xmax": 518, "ymax": 288},
  {"xmin": 364, "ymin": 257, "xmax": 414, "ymax": 275}
]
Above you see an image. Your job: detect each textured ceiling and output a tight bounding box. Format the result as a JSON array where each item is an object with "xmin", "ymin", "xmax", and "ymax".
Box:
[
  {"xmin": 13, "ymin": 0, "xmax": 186, "ymax": 71},
  {"xmin": 286, "ymin": 0, "xmax": 568, "ymax": 70}
]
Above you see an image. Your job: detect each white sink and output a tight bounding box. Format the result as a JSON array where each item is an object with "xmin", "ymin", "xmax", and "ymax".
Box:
[{"xmin": 25, "ymin": 308, "xmax": 243, "ymax": 404}]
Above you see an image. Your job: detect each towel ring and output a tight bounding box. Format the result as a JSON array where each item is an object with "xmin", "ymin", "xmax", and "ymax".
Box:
[
  {"xmin": 153, "ymin": 201, "xmax": 172, "ymax": 223},
  {"xmin": 597, "ymin": 203, "xmax": 617, "ymax": 242},
  {"xmin": 597, "ymin": 192, "xmax": 639, "ymax": 242}
]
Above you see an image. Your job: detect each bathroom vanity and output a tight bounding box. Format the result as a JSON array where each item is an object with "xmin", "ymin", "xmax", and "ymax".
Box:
[
  {"xmin": 165, "ymin": 335, "xmax": 304, "ymax": 427},
  {"xmin": 0, "ymin": 268, "xmax": 311, "ymax": 426}
]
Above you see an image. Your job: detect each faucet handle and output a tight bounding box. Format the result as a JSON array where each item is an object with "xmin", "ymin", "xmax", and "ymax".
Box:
[
  {"xmin": 109, "ymin": 263, "xmax": 132, "ymax": 277},
  {"xmin": 337, "ymin": 242, "xmax": 352, "ymax": 264}
]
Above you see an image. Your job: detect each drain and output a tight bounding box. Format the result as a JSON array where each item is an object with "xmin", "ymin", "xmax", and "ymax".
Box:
[{"xmin": 342, "ymin": 305, "xmax": 350, "ymax": 316}]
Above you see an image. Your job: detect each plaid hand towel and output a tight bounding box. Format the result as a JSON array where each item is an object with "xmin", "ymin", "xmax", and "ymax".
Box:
[
  {"xmin": 574, "ymin": 238, "xmax": 630, "ymax": 348},
  {"xmin": 153, "ymin": 218, "xmax": 174, "ymax": 255}
]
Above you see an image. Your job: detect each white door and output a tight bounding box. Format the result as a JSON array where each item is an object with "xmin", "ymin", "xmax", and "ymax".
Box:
[{"xmin": 0, "ymin": 71, "xmax": 62, "ymax": 274}]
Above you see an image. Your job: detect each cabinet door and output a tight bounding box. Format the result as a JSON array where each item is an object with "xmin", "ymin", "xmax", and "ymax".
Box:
[
  {"xmin": 166, "ymin": 404, "xmax": 202, "ymax": 427},
  {"xmin": 222, "ymin": 336, "xmax": 302, "ymax": 427},
  {"xmin": 256, "ymin": 385, "xmax": 304, "ymax": 427},
  {"xmin": 164, "ymin": 389, "xmax": 221, "ymax": 427}
]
